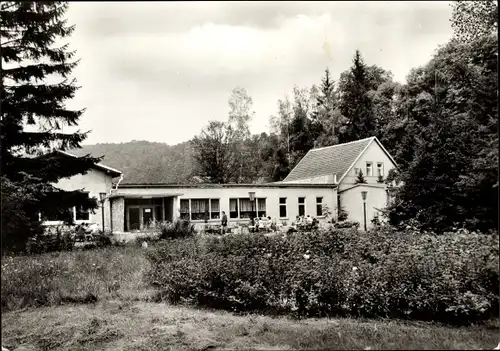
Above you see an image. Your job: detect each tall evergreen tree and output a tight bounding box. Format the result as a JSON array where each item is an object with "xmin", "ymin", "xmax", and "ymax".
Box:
[
  {"xmin": 312, "ymin": 68, "xmax": 343, "ymax": 147},
  {"xmin": 1, "ymin": 1, "xmax": 102, "ymax": 252},
  {"xmin": 337, "ymin": 50, "xmax": 377, "ymax": 143},
  {"xmin": 288, "ymin": 86, "xmax": 322, "ymax": 169}
]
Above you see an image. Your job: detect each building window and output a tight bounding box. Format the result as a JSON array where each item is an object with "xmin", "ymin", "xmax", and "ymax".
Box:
[
  {"xmin": 377, "ymin": 162, "xmax": 384, "ymax": 177},
  {"xmin": 180, "ymin": 198, "xmax": 220, "ymax": 221},
  {"xmin": 229, "ymin": 198, "xmax": 267, "ymax": 219},
  {"xmin": 75, "ymin": 206, "xmax": 90, "ymax": 221},
  {"xmin": 279, "ymin": 197, "xmax": 287, "ymax": 218},
  {"xmin": 42, "ymin": 192, "xmax": 91, "ymax": 223},
  {"xmin": 229, "ymin": 198, "xmax": 238, "ymax": 219},
  {"xmin": 257, "ymin": 198, "xmax": 267, "ymax": 218},
  {"xmin": 239, "ymin": 198, "xmax": 253, "ymax": 219},
  {"xmin": 366, "ymin": 162, "xmax": 373, "ymax": 177},
  {"xmin": 298, "ymin": 197, "xmax": 305, "ymax": 216},
  {"xmin": 75, "ymin": 192, "xmax": 90, "ymax": 221},
  {"xmin": 354, "ymin": 167, "xmax": 360, "ymax": 175},
  {"xmin": 210, "ymin": 199, "xmax": 220, "ymax": 219},
  {"xmin": 42, "ymin": 208, "xmax": 73, "ymax": 222},
  {"xmin": 180, "ymin": 199, "xmax": 190, "ymax": 220},
  {"xmin": 190, "ymin": 199, "xmax": 209, "ymax": 220},
  {"xmin": 316, "ymin": 197, "xmax": 323, "ymax": 216}
]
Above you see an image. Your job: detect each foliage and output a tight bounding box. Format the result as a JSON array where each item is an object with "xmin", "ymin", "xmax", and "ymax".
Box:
[
  {"xmin": 72, "ymin": 141, "xmax": 195, "ymax": 184},
  {"xmin": 146, "ymin": 228, "xmax": 499, "ymax": 324},
  {"xmin": 333, "ymin": 221, "xmax": 360, "ymax": 229},
  {"xmin": 450, "ymin": 0, "xmax": 498, "ymax": 43},
  {"xmin": 337, "ymin": 51, "xmax": 376, "ymax": 143},
  {"xmin": 312, "ymin": 68, "xmax": 343, "ymax": 148},
  {"xmin": 228, "ymin": 87, "xmax": 254, "ymax": 140},
  {"xmin": 1, "ymin": 175, "xmax": 44, "ymax": 254},
  {"xmin": 320, "ymin": 204, "xmax": 333, "ymax": 221},
  {"xmin": 191, "ymin": 121, "xmax": 238, "ymax": 184},
  {"xmin": 268, "ymin": 86, "xmax": 323, "ymax": 177},
  {"xmin": 227, "ymin": 87, "xmax": 256, "ymax": 183},
  {"xmin": 337, "ymin": 207, "xmax": 349, "ymax": 222},
  {"xmin": 0, "ymin": 1, "xmax": 101, "ymax": 252},
  {"xmin": 1, "ymin": 245, "xmax": 150, "ymax": 312},
  {"xmin": 156, "ymin": 219, "xmax": 196, "ymax": 240},
  {"xmin": 386, "ymin": 34, "xmax": 498, "ymax": 232},
  {"xmin": 24, "ymin": 227, "xmax": 114, "ymax": 254},
  {"xmin": 26, "ymin": 229, "xmax": 74, "ymax": 255},
  {"xmin": 354, "ymin": 170, "xmax": 367, "ymax": 184}
]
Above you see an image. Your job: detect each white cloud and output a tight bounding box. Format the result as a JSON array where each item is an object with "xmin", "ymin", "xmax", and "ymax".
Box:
[{"xmin": 60, "ymin": 1, "xmax": 453, "ymax": 145}]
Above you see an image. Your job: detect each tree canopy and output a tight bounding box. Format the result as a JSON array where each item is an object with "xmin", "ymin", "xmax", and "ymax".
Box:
[{"xmin": 1, "ymin": 1, "xmax": 100, "ymax": 252}]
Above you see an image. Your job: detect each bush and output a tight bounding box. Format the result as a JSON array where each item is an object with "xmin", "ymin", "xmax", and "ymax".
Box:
[
  {"xmin": 334, "ymin": 221, "xmax": 360, "ymax": 229},
  {"xmin": 26, "ymin": 226, "xmax": 75, "ymax": 254},
  {"xmin": 145, "ymin": 227, "xmax": 499, "ymax": 324},
  {"xmin": 157, "ymin": 219, "xmax": 196, "ymax": 240},
  {"xmin": 24, "ymin": 227, "xmax": 115, "ymax": 254}
]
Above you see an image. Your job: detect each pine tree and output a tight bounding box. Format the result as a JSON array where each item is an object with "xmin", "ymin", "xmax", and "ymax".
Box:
[
  {"xmin": 313, "ymin": 68, "xmax": 342, "ymax": 147},
  {"xmin": 1, "ymin": 2, "xmax": 102, "ymax": 252},
  {"xmin": 355, "ymin": 170, "xmax": 367, "ymax": 184},
  {"xmin": 338, "ymin": 50, "xmax": 376, "ymax": 143}
]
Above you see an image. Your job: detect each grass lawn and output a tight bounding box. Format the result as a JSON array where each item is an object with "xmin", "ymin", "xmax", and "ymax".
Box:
[
  {"xmin": 2, "ymin": 301, "xmax": 499, "ymax": 350},
  {"xmin": 2, "ymin": 245, "xmax": 498, "ymax": 350}
]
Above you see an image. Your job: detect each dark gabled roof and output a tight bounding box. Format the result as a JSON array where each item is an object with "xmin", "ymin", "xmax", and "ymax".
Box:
[
  {"xmin": 55, "ymin": 150, "xmax": 123, "ymax": 177},
  {"xmin": 283, "ymin": 137, "xmax": 375, "ymax": 183}
]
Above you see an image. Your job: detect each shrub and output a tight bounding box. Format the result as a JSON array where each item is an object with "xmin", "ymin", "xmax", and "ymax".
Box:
[
  {"xmin": 145, "ymin": 227, "xmax": 499, "ymax": 324},
  {"xmin": 26, "ymin": 226, "xmax": 75, "ymax": 254},
  {"xmin": 337, "ymin": 207, "xmax": 349, "ymax": 222},
  {"xmin": 94, "ymin": 230, "xmax": 113, "ymax": 248},
  {"xmin": 334, "ymin": 221, "xmax": 360, "ymax": 229},
  {"xmin": 157, "ymin": 219, "xmax": 196, "ymax": 240}
]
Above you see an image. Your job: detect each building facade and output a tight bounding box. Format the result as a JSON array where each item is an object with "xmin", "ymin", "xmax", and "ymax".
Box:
[
  {"xmin": 42, "ymin": 136, "xmax": 398, "ymax": 233},
  {"xmin": 109, "ymin": 183, "xmax": 338, "ymax": 232}
]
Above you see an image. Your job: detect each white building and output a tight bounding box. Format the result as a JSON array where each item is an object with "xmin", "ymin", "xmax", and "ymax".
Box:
[{"xmin": 44, "ymin": 136, "xmax": 398, "ymax": 233}]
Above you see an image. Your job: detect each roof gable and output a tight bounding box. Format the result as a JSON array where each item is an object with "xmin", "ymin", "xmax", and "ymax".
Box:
[
  {"xmin": 54, "ymin": 150, "xmax": 122, "ymax": 177},
  {"xmin": 283, "ymin": 137, "xmax": 374, "ymax": 183}
]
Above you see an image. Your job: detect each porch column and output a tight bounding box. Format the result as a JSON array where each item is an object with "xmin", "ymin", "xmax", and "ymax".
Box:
[
  {"xmin": 172, "ymin": 196, "xmax": 179, "ymax": 222},
  {"xmin": 111, "ymin": 197, "xmax": 125, "ymax": 233}
]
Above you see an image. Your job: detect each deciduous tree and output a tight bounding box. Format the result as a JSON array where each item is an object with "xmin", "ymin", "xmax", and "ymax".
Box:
[{"xmin": 191, "ymin": 121, "xmax": 237, "ymax": 184}]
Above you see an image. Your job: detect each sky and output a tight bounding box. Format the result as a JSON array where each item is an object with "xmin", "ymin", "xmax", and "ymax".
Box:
[{"xmin": 63, "ymin": 1, "xmax": 454, "ymax": 146}]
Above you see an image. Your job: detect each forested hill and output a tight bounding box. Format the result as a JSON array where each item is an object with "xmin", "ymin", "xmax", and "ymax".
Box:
[{"xmin": 69, "ymin": 141, "xmax": 195, "ymax": 184}]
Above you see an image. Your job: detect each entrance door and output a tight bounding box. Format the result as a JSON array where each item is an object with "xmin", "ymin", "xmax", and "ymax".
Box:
[
  {"xmin": 143, "ymin": 208, "xmax": 153, "ymax": 228},
  {"xmin": 129, "ymin": 208, "xmax": 140, "ymax": 231}
]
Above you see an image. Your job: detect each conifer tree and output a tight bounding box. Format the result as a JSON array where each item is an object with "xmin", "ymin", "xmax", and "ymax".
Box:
[
  {"xmin": 338, "ymin": 50, "xmax": 376, "ymax": 143},
  {"xmin": 355, "ymin": 170, "xmax": 367, "ymax": 184},
  {"xmin": 313, "ymin": 68, "xmax": 343, "ymax": 147},
  {"xmin": 1, "ymin": 1, "xmax": 101, "ymax": 252}
]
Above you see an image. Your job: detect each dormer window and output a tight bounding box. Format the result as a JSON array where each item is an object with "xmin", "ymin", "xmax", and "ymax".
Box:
[
  {"xmin": 366, "ymin": 162, "xmax": 373, "ymax": 177},
  {"xmin": 377, "ymin": 162, "xmax": 384, "ymax": 177}
]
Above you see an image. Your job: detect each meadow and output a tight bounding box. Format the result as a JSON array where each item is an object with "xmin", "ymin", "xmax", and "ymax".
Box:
[{"xmin": 1, "ymin": 227, "xmax": 499, "ymax": 350}]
